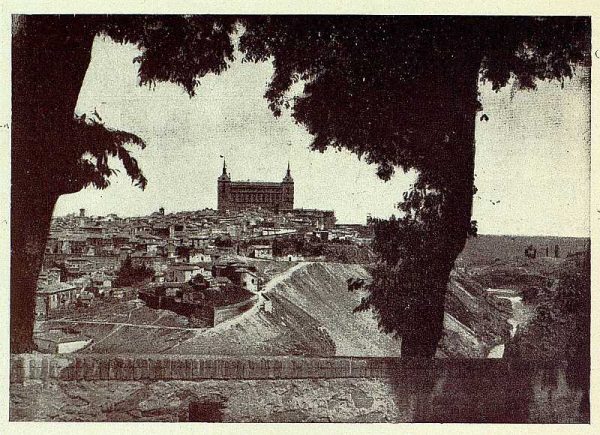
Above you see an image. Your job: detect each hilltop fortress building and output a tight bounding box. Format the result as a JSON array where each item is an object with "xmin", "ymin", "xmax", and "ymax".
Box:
[{"xmin": 217, "ymin": 161, "xmax": 294, "ymax": 214}]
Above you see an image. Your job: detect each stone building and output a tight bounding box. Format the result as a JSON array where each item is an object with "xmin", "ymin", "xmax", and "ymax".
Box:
[
  {"xmin": 217, "ymin": 161, "xmax": 294, "ymax": 214},
  {"xmin": 291, "ymin": 209, "xmax": 336, "ymax": 230},
  {"xmin": 35, "ymin": 282, "xmax": 80, "ymax": 319}
]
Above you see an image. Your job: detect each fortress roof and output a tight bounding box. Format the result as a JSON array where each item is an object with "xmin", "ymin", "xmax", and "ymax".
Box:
[{"xmin": 229, "ymin": 181, "xmax": 286, "ymax": 187}]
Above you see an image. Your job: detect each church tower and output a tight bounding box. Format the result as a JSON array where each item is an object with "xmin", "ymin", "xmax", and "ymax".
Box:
[
  {"xmin": 217, "ymin": 160, "xmax": 231, "ymax": 213},
  {"xmin": 281, "ymin": 162, "xmax": 294, "ymax": 211}
]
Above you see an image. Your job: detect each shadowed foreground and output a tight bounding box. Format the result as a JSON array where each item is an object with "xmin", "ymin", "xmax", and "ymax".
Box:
[{"xmin": 10, "ymin": 354, "xmax": 588, "ymax": 423}]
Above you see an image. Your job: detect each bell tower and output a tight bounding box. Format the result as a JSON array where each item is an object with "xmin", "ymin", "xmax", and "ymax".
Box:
[{"xmin": 217, "ymin": 160, "xmax": 231, "ymax": 213}]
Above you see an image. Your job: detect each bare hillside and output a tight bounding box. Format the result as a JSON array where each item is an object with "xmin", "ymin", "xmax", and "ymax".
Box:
[
  {"xmin": 168, "ymin": 261, "xmax": 508, "ymax": 357},
  {"xmin": 43, "ymin": 261, "xmax": 511, "ymax": 357},
  {"xmin": 169, "ymin": 262, "xmax": 401, "ymax": 356}
]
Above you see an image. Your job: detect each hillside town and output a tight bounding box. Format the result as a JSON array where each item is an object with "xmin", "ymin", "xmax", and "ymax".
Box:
[
  {"xmin": 34, "ymin": 162, "xmax": 587, "ymax": 357},
  {"xmin": 37, "ymin": 205, "xmax": 373, "ymax": 317},
  {"xmin": 33, "ymin": 163, "xmax": 381, "ymax": 352},
  {"xmin": 36, "ymin": 157, "xmax": 384, "ymax": 344}
]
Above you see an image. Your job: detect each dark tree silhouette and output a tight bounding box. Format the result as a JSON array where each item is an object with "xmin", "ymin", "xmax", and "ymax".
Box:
[
  {"xmin": 506, "ymin": 249, "xmax": 590, "ymax": 397},
  {"xmin": 239, "ymin": 16, "xmax": 590, "ymax": 356},
  {"xmin": 11, "ymin": 15, "xmax": 236, "ymax": 352}
]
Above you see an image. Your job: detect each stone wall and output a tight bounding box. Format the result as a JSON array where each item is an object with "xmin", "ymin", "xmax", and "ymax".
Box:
[{"xmin": 10, "ymin": 354, "xmax": 589, "ymax": 423}]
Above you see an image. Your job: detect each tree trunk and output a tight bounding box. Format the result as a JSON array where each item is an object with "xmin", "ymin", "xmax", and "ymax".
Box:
[
  {"xmin": 11, "ymin": 16, "xmax": 95, "ymax": 352},
  {"xmin": 400, "ymin": 55, "xmax": 481, "ymax": 358},
  {"xmin": 10, "ymin": 186, "xmax": 58, "ymax": 353}
]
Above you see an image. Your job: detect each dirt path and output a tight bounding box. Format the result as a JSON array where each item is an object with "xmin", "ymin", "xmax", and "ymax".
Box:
[
  {"xmin": 196, "ymin": 261, "xmax": 311, "ymax": 335},
  {"xmin": 43, "ymin": 319, "xmax": 196, "ymax": 331},
  {"xmin": 262, "ymin": 262, "xmax": 312, "ymax": 293},
  {"xmin": 85, "ymin": 325, "xmax": 124, "ymax": 351},
  {"xmin": 165, "ymin": 262, "xmax": 314, "ymax": 354}
]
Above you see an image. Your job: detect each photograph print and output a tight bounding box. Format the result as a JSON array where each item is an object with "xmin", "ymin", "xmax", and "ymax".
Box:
[{"xmin": 8, "ymin": 13, "xmax": 592, "ymax": 423}]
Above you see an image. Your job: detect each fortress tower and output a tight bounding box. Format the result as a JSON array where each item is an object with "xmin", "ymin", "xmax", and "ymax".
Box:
[{"xmin": 281, "ymin": 162, "xmax": 294, "ymax": 211}]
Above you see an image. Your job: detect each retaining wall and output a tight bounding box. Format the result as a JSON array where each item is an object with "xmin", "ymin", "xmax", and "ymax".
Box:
[{"xmin": 9, "ymin": 354, "xmax": 589, "ymax": 423}]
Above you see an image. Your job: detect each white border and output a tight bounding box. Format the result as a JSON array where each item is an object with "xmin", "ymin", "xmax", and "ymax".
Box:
[{"xmin": 0, "ymin": 1, "xmax": 598, "ymax": 434}]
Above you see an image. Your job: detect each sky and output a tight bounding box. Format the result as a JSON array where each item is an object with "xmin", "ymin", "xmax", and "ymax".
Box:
[{"xmin": 55, "ymin": 36, "xmax": 590, "ymax": 237}]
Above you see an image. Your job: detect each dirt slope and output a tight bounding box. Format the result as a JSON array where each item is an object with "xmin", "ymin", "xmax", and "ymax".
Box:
[
  {"xmin": 170, "ymin": 261, "xmax": 508, "ymax": 357},
  {"xmin": 169, "ymin": 262, "xmax": 401, "ymax": 356},
  {"xmin": 268, "ymin": 262, "xmax": 401, "ymax": 356}
]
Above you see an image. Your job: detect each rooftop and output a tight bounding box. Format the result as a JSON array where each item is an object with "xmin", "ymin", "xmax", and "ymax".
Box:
[
  {"xmin": 37, "ymin": 283, "xmax": 78, "ymax": 295},
  {"xmin": 170, "ymin": 265, "xmax": 202, "ymax": 271},
  {"xmin": 229, "ymin": 181, "xmax": 286, "ymax": 187}
]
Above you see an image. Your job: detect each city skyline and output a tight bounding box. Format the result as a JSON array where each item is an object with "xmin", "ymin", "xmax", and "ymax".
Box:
[{"xmin": 54, "ymin": 36, "xmax": 590, "ymax": 236}]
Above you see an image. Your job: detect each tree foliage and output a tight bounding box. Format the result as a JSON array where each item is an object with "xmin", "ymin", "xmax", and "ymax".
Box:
[
  {"xmin": 99, "ymin": 16, "xmax": 237, "ymax": 96},
  {"xmin": 114, "ymin": 256, "xmax": 155, "ymax": 287},
  {"xmin": 65, "ymin": 113, "xmax": 147, "ymax": 192},
  {"xmin": 214, "ymin": 236, "xmax": 234, "ymax": 248},
  {"xmin": 13, "ymin": 15, "xmax": 238, "ymax": 196},
  {"xmin": 506, "ymin": 250, "xmax": 590, "ymax": 388},
  {"xmin": 240, "ymin": 16, "xmax": 589, "ymax": 182}
]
